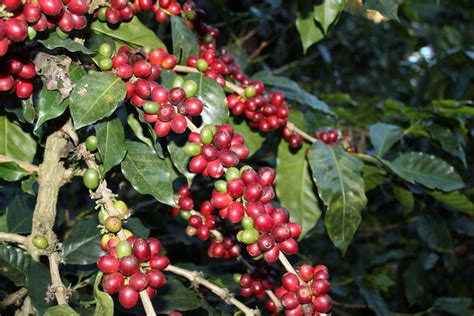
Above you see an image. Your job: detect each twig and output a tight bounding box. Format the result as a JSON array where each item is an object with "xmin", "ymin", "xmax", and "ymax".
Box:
[
  {"xmin": 48, "ymin": 253, "xmax": 68, "ymax": 305},
  {"xmin": 0, "ymin": 233, "xmax": 27, "ymax": 245},
  {"xmin": 278, "ymin": 251, "xmax": 303, "ymax": 282},
  {"xmin": 80, "ymin": 145, "xmax": 155, "ymax": 316},
  {"xmin": 165, "ymin": 264, "xmax": 260, "ymax": 316},
  {"xmin": 0, "ymin": 155, "xmax": 39, "ymax": 174},
  {"xmin": 265, "ymin": 289, "xmax": 283, "ymax": 312},
  {"xmin": 0, "ymin": 288, "xmax": 27, "ymax": 308},
  {"xmin": 286, "ymin": 121, "xmax": 317, "ymax": 143},
  {"xmin": 333, "ymin": 300, "xmax": 368, "ymax": 309}
]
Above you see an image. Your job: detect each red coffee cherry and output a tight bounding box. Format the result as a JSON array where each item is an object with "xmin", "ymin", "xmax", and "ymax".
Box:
[
  {"xmin": 133, "ymin": 60, "xmax": 152, "ymax": 78},
  {"xmin": 147, "ymin": 237, "xmax": 161, "ymax": 257},
  {"xmin": 5, "ymin": 19, "xmax": 28, "ymax": 42},
  {"xmin": 119, "ymin": 255, "xmax": 139, "ymax": 276},
  {"xmin": 38, "ymin": 0, "xmax": 64, "ymax": 16},
  {"xmin": 154, "ymin": 120, "xmax": 171, "ymax": 137},
  {"xmin": 101, "ymin": 272, "xmax": 124, "ymax": 294},
  {"xmin": 147, "ymin": 269, "xmax": 166, "ymax": 288},
  {"xmin": 279, "ymin": 237, "xmax": 299, "ymax": 255},
  {"xmin": 227, "ymin": 201, "xmax": 245, "ymax": 223},
  {"xmin": 132, "ymin": 238, "xmax": 151, "ymax": 262},
  {"xmin": 97, "ymin": 255, "xmax": 119, "ymax": 273},
  {"xmin": 149, "ymin": 255, "xmax": 169, "ymax": 270},
  {"xmin": 312, "ymin": 294, "xmax": 332, "ymax": 313},
  {"xmin": 129, "ymin": 271, "xmax": 149, "ymax": 291},
  {"xmin": 281, "ymin": 291, "xmax": 299, "ymax": 310},
  {"xmin": 282, "ymin": 272, "xmax": 300, "ymax": 292},
  {"xmin": 170, "ymin": 114, "xmax": 187, "ymax": 134},
  {"xmin": 118, "ymin": 285, "xmax": 139, "ymax": 309},
  {"xmin": 310, "ymin": 279, "xmax": 330, "ymax": 296}
]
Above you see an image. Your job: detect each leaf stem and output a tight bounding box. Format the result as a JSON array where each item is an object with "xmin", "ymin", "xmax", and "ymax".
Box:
[{"xmin": 0, "ymin": 232, "xmax": 27, "ymax": 245}]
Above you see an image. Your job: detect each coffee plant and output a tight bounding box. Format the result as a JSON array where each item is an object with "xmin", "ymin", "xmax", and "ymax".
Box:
[{"xmin": 0, "ymin": 0, "xmax": 473, "ymax": 315}]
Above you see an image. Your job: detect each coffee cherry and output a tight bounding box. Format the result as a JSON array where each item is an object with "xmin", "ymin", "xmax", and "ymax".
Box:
[
  {"xmin": 68, "ymin": 0, "xmax": 88, "ymax": 14},
  {"xmin": 178, "ymin": 196, "xmax": 194, "ymax": 211},
  {"xmin": 313, "ymin": 294, "xmax": 332, "ymax": 313},
  {"xmin": 147, "ymin": 237, "xmax": 161, "ymax": 257},
  {"xmin": 161, "ymin": 54, "xmax": 176, "ymax": 69},
  {"xmin": 149, "ymin": 48, "xmax": 167, "ymax": 65},
  {"xmin": 113, "ymin": 200, "xmax": 129, "ymax": 217},
  {"xmin": 154, "ymin": 120, "xmax": 171, "ymax": 137},
  {"xmin": 17, "ymin": 63, "xmax": 36, "ymax": 79},
  {"xmin": 147, "ymin": 269, "xmax": 166, "ymax": 288},
  {"xmin": 241, "ymin": 217, "xmax": 254, "ymax": 229},
  {"xmin": 0, "ymin": 74, "xmax": 15, "ymax": 92},
  {"xmin": 296, "ymin": 285, "xmax": 312, "ymax": 304},
  {"xmin": 115, "ymin": 240, "xmax": 132, "ymax": 258},
  {"xmin": 213, "ymin": 131, "xmax": 232, "ymax": 149},
  {"xmin": 218, "ymin": 149, "xmax": 239, "ymax": 167},
  {"xmin": 32, "ymin": 236, "xmax": 49, "ymax": 249},
  {"xmin": 129, "ymin": 272, "xmax": 149, "ymax": 291},
  {"xmin": 183, "ymin": 97, "xmax": 203, "ymax": 116},
  {"xmin": 15, "ymin": 80, "xmax": 34, "ymax": 99},
  {"xmin": 196, "ymin": 58, "xmax": 208, "ymax": 71},
  {"xmin": 83, "ymin": 168, "xmax": 100, "ymax": 190},
  {"xmin": 97, "ymin": 255, "xmax": 119, "ymax": 273},
  {"xmin": 119, "ymin": 285, "xmax": 139, "ymax": 309},
  {"xmin": 298, "ymin": 265, "xmax": 314, "ymax": 282},
  {"xmin": 263, "ymin": 244, "xmax": 279, "ymax": 262},
  {"xmin": 119, "ymin": 255, "xmax": 139, "ymax": 275},
  {"xmin": 244, "ymin": 85, "xmax": 256, "ymax": 98},
  {"xmin": 150, "ymin": 255, "xmax": 169, "ymax": 270},
  {"xmin": 227, "ymin": 202, "xmax": 245, "ymax": 223},
  {"xmin": 38, "ymin": 0, "xmax": 63, "ymax": 16},
  {"xmin": 85, "ymin": 136, "xmax": 98, "ymax": 152},
  {"xmin": 240, "ymin": 227, "xmax": 259, "ymax": 244},
  {"xmin": 170, "ymin": 114, "xmax": 187, "ymax": 133},
  {"xmin": 281, "ymin": 291, "xmax": 299, "ymax": 310},
  {"xmin": 133, "ymin": 60, "xmax": 152, "ymax": 78},
  {"xmin": 310, "ymin": 279, "xmax": 330, "ymax": 296},
  {"xmin": 189, "ymin": 155, "xmax": 207, "ymax": 173},
  {"xmin": 143, "ymin": 101, "xmax": 159, "ymax": 114},
  {"xmin": 132, "ymin": 238, "xmax": 151, "ymax": 262},
  {"xmin": 101, "ymin": 272, "xmax": 124, "ymax": 294},
  {"xmin": 279, "ymin": 238, "xmax": 299, "ymax": 255},
  {"xmin": 207, "ymin": 160, "xmax": 224, "ymax": 178},
  {"xmin": 244, "ymin": 182, "xmax": 263, "ymax": 202},
  {"xmin": 105, "ymin": 216, "xmax": 122, "ymax": 233},
  {"xmin": 282, "ymin": 272, "xmax": 300, "ymax": 292},
  {"xmin": 257, "ymin": 234, "xmax": 275, "ymax": 252},
  {"xmin": 168, "ymin": 87, "xmax": 186, "ymax": 104}
]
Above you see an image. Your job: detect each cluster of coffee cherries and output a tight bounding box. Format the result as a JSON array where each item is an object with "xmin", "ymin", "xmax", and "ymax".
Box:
[
  {"xmin": 151, "ymin": 0, "xmax": 181, "ymax": 23},
  {"xmin": 0, "ymin": 47, "xmax": 36, "ymax": 98},
  {"xmin": 314, "ymin": 129, "xmax": 356, "ymax": 153},
  {"xmin": 282, "ymin": 127, "xmax": 304, "ymax": 149},
  {"xmin": 236, "ymin": 265, "xmax": 277, "ymax": 300},
  {"xmin": 184, "ymin": 124, "xmax": 249, "ymax": 177},
  {"xmin": 181, "ymin": 1, "xmax": 220, "ymax": 52},
  {"xmin": 273, "ymin": 265, "xmax": 332, "ymax": 315}
]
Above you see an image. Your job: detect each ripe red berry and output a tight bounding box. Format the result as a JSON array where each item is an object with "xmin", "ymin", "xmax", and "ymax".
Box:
[
  {"xmin": 147, "ymin": 237, "xmax": 161, "ymax": 257},
  {"xmin": 154, "ymin": 120, "xmax": 171, "ymax": 137},
  {"xmin": 227, "ymin": 201, "xmax": 245, "ymax": 223},
  {"xmin": 129, "ymin": 271, "xmax": 149, "ymax": 291},
  {"xmin": 270, "ymin": 207, "xmax": 290, "ymax": 224},
  {"xmin": 226, "ymin": 178, "xmax": 245, "ymax": 198},
  {"xmin": 105, "ymin": 7, "xmax": 121, "ymax": 24},
  {"xmin": 149, "ymin": 255, "xmax": 169, "ymax": 270},
  {"xmin": 5, "ymin": 19, "xmax": 28, "ymax": 42},
  {"xmin": 257, "ymin": 234, "xmax": 275, "ymax": 252},
  {"xmin": 119, "ymin": 255, "xmax": 139, "ymax": 276},
  {"xmin": 101, "ymin": 272, "xmax": 124, "ymax": 294},
  {"xmin": 0, "ymin": 74, "xmax": 15, "ymax": 92},
  {"xmin": 241, "ymin": 168, "xmax": 258, "ymax": 185},
  {"xmin": 296, "ymin": 285, "xmax": 312, "ymax": 304},
  {"xmin": 168, "ymin": 87, "xmax": 186, "ymax": 104},
  {"xmin": 246, "ymin": 242, "xmax": 261, "ymax": 257},
  {"xmin": 189, "ymin": 155, "xmax": 207, "ymax": 173},
  {"xmin": 258, "ymin": 167, "xmax": 276, "ymax": 187},
  {"xmin": 119, "ymin": 285, "xmax": 139, "ymax": 309},
  {"xmin": 213, "ymin": 131, "xmax": 232, "ymax": 150},
  {"xmin": 244, "ymin": 182, "xmax": 263, "ymax": 202},
  {"xmin": 254, "ymin": 214, "xmax": 274, "ymax": 233},
  {"xmin": 279, "ymin": 237, "xmax": 299, "ymax": 255},
  {"xmin": 67, "ymin": 0, "xmax": 88, "ymax": 14},
  {"xmin": 149, "ymin": 48, "xmax": 167, "ymax": 65},
  {"xmin": 281, "ymin": 291, "xmax": 299, "ymax": 310},
  {"xmin": 178, "ymin": 196, "xmax": 194, "ymax": 211},
  {"xmin": 133, "ymin": 60, "xmax": 152, "ymax": 78},
  {"xmin": 23, "ymin": 2, "xmax": 42, "ymax": 23},
  {"xmin": 263, "ymin": 244, "xmax": 279, "ymax": 262},
  {"xmin": 132, "ymin": 238, "xmax": 151, "ymax": 262},
  {"xmin": 161, "ymin": 54, "xmax": 176, "ymax": 69},
  {"xmin": 170, "ymin": 114, "xmax": 187, "ymax": 134},
  {"xmin": 97, "ymin": 255, "xmax": 119, "ymax": 273},
  {"xmin": 147, "ymin": 269, "xmax": 166, "ymax": 288},
  {"xmin": 184, "ymin": 97, "xmax": 203, "ymax": 116},
  {"xmin": 210, "ymin": 191, "xmax": 231, "ymax": 209},
  {"xmin": 328, "ymin": 129, "xmax": 338, "ymax": 143},
  {"xmin": 38, "ymin": 0, "xmax": 63, "ymax": 16},
  {"xmin": 298, "ymin": 265, "xmax": 314, "ymax": 282},
  {"xmin": 197, "ymin": 225, "xmax": 210, "ymax": 240},
  {"xmin": 312, "ymin": 294, "xmax": 332, "ymax": 313},
  {"xmin": 310, "ymin": 279, "xmax": 330, "ymax": 296},
  {"xmin": 282, "ymin": 272, "xmax": 300, "ymax": 292},
  {"xmin": 207, "ymin": 160, "xmax": 224, "ymax": 178}
]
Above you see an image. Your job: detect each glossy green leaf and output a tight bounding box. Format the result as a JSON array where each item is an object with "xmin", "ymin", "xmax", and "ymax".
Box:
[
  {"xmin": 415, "ymin": 215, "xmax": 453, "ymax": 252},
  {"xmin": 21, "ymin": 175, "xmax": 36, "ymax": 195},
  {"xmin": 35, "ymin": 80, "xmax": 68, "ymax": 132},
  {"xmin": 365, "ymin": 0, "xmax": 400, "ymax": 21},
  {"xmin": 0, "ymin": 162, "xmax": 29, "ymax": 181},
  {"xmin": 295, "ymin": 10, "xmax": 324, "ymax": 54},
  {"xmin": 121, "ymin": 141, "xmax": 175, "ymax": 206},
  {"xmin": 309, "ymin": 141, "xmax": 367, "ymax": 253},
  {"xmin": 40, "ymin": 32, "xmax": 95, "ymax": 54},
  {"xmin": 276, "ymin": 142, "xmax": 321, "ymax": 239},
  {"xmin": 171, "ymin": 16, "xmax": 199, "ymax": 64},
  {"xmin": 21, "ymin": 98, "xmax": 35, "ymax": 124},
  {"xmin": 362, "ymin": 164, "xmax": 387, "ymax": 191},
  {"xmin": 45, "ymin": 305, "xmax": 79, "ymax": 316},
  {"xmin": 432, "ymin": 297, "xmax": 472, "ymax": 315},
  {"xmin": 426, "ymin": 123, "xmax": 466, "ymax": 166},
  {"xmin": 6, "ymin": 195, "xmax": 34, "ymax": 234},
  {"xmin": 385, "ymin": 152, "xmax": 464, "ymax": 192},
  {"xmin": 152, "ymin": 277, "xmax": 201, "ymax": 313},
  {"xmin": 252, "ymin": 72, "xmax": 334, "ymax": 115},
  {"xmin": 184, "ymin": 73, "xmax": 229, "ymax": 125},
  {"xmin": 69, "ymin": 72, "xmax": 126, "ymax": 129},
  {"xmin": 94, "ymin": 272, "xmax": 114, "ymax": 316},
  {"xmin": 95, "ymin": 116, "xmax": 126, "ymax": 174},
  {"xmin": 229, "ymin": 117, "xmax": 265, "ymax": 157},
  {"xmin": 392, "ymin": 184, "xmax": 414, "ymax": 213},
  {"xmin": 313, "ymin": 0, "xmax": 346, "ymax": 33},
  {"xmin": 135, "ymin": 108, "xmax": 164, "ymax": 158},
  {"xmin": 91, "ymin": 17, "xmax": 166, "ymax": 50},
  {"xmin": 429, "ymin": 190, "xmax": 474, "ymax": 215},
  {"xmin": 168, "ymin": 136, "xmax": 195, "ymax": 184},
  {"xmin": 124, "ymin": 217, "xmax": 150, "ymax": 238},
  {"xmin": 358, "ymin": 282, "xmax": 391, "ymax": 316},
  {"xmin": 127, "ymin": 114, "xmax": 154, "ymax": 148},
  {"xmin": 62, "ymin": 220, "xmax": 104, "ymax": 265},
  {"xmin": 0, "ymin": 245, "xmax": 33, "ymax": 286},
  {"xmin": 0, "ymin": 115, "xmax": 37, "ymax": 163},
  {"xmin": 369, "ymin": 122, "xmax": 402, "ymax": 156},
  {"xmin": 26, "ymin": 261, "xmax": 53, "ymax": 314}
]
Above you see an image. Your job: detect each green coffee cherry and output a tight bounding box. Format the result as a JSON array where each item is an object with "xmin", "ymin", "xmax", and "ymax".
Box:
[
  {"xmin": 83, "ymin": 169, "xmax": 100, "ymax": 190},
  {"xmin": 200, "ymin": 124, "xmax": 216, "ymax": 144},
  {"xmin": 244, "ymin": 85, "xmax": 256, "ymax": 98},
  {"xmin": 182, "ymin": 80, "xmax": 198, "ymax": 98},
  {"xmin": 85, "ymin": 136, "xmax": 98, "ymax": 152},
  {"xmin": 97, "ymin": 7, "xmax": 107, "ymax": 21},
  {"xmin": 27, "ymin": 26, "xmax": 37, "ymax": 40},
  {"xmin": 114, "ymin": 200, "xmax": 129, "ymax": 218},
  {"xmin": 196, "ymin": 59, "xmax": 209, "ymax": 72},
  {"xmin": 116, "ymin": 240, "xmax": 132, "ymax": 258},
  {"xmin": 232, "ymin": 273, "xmax": 242, "ymax": 284},
  {"xmin": 214, "ymin": 180, "xmax": 227, "ymax": 192},
  {"xmin": 99, "ymin": 58, "xmax": 113, "ymax": 71},
  {"xmin": 225, "ymin": 167, "xmax": 240, "ymax": 182},
  {"xmin": 241, "ymin": 217, "xmax": 254, "ymax": 230},
  {"xmin": 143, "ymin": 101, "xmax": 159, "ymax": 114},
  {"xmin": 98, "ymin": 43, "xmax": 113, "ymax": 58},
  {"xmin": 240, "ymin": 228, "xmax": 259, "ymax": 244},
  {"xmin": 32, "ymin": 236, "xmax": 49, "ymax": 249},
  {"xmin": 172, "ymin": 76, "xmax": 185, "ymax": 88},
  {"xmin": 98, "ymin": 210, "xmax": 109, "ymax": 225},
  {"xmin": 202, "ymin": 33, "xmax": 213, "ymax": 44},
  {"xmin": 180, "ymin": 210, "xmax": 191, "ymax": 220},
  {"xmin": 184, "ymin": 143, "xmax": 201, "ymax": 156}
]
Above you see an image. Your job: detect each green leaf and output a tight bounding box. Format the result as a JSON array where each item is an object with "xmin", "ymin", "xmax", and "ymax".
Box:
[
  {"xmin": 0, "ymin": 162, "xmax": 29, "ymax": 181},
  {"xmin": 168, "ymin": 136, "xmax": 195, "ymax": 184},
  {"xmin": 21, "ymin": 98, "xmax": 35, "ymax": 124},
  {"xmin": 91, "ymin": 17, "xmax": 166, "ymax": 50},
  {"xmin": 45, "ymin": 305, "xmax": 79, "ymax": 316},
  {"xmin": 152, "ymin": 277, "xmax": 201, "ymax": 313},
  {"xmin": 364, "ymin": 274, "xmax": 395, "ymax": 292},
  {"xmin": 171, "ymin": 16, "xmax": 199, "ymax": 64},
  {"xmin": 429, "ymin": 190, "xmax": 474, "ymax": 215},
  {"xmin": 313, "ymin": 0, "xmax": 346, "ymax": 33},
  {"xmin": 392, "ymin": 184, "xmax": 414, "ymax": 213},
  {"xmin": 365, "ymin": 0, "xmax": 400, "ymax": 21},
  {"xmin": 94, "ymin": 272, "xmax": 114, "ymax": 316},
  {"xmin": 0, "ymin": 115, "xmax": 37, "ymax": 162},
  {"xmin": 358, "ymin": 282, "xmax": 391, "ymax": 316},
  {"xmin": 184, "ymin": 73, "xmax": 229, "ymax": 125},
  {"xmin": 229, "ymin": 117, "xmax": 265, "ymax": 157},
  {"xmin": 426, "ymin": 123, "xmax": 466, "ymax": 166},
  {"xmin": 40, "ymin": 32, "xmax": 95, "ymax": 54},
  {"xmin": 295, "ymin": 11, "xmax": 324, "ymax": 54},
  {"xmin": 385, "ymin": 152, "xmax": 464, "ymax": 192},
  {"xmin": 368, "ymin": 122, "xmax": 402, "ymax": 156},
  {"xmin": 415, "ymin": 215, "xmax": 453, "ymax": 252},
  {"xmin": 135, "ymin": 108, "xmax": 164, "ymax": 158},
  {"xmin": 432, "ymin": 297, "xmax": 472, "ymax": 315},
  {"xmin": 308, "ymin": 142, "xmax": 367, "ymax": 253},
  {"xmin": 276, "ymin": 142, "xmax": 321, "ymax": 239},
  {"xmin": 21, "ymin": 175, "xmax": 36, "ymax": 195},
  {"xmin": 26, "ymin": 261, "xmax": 53, "ymax": 314},
  {"xmin": 121, "ymin": 141, "xmax": 175, "ymax": 206},
  {"xmin": 6, "ymin": 195, "xmax": 34, "ymax": 234},
  {"xmin": 62, "ymin": 220, "xmax": 104, "ymax": 265},
  {"xmin": 35, "ymin": 80, "xmax": 68, "ymax": 132},
  {"xmin": 252, "ymin": 72, "xmax": 334, "ymax": 115},
  {"xmin": 95, "ymin": 116, "xmax": 126, "ymax": 174},
  {"xmin": 69, "ymin": 72, "xmax": 126, "ymax": 129},
  {"xmin": 124, "ymin": 217, "xmax": 150, "ymax": 238},
  {"xmin": 127, "ymin": 114, "xmax": 154, "ymax": 148},
  {"xmin": 0, "ymin": 245, "xmax": 33, "ymax": 286},
  {"xmin": 403, "ymin": 259, "xmax": 426, "ymax": 306},
  {"xmin": 362, "ymin": 164, "xmax": 387, "ymax": 191}
]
